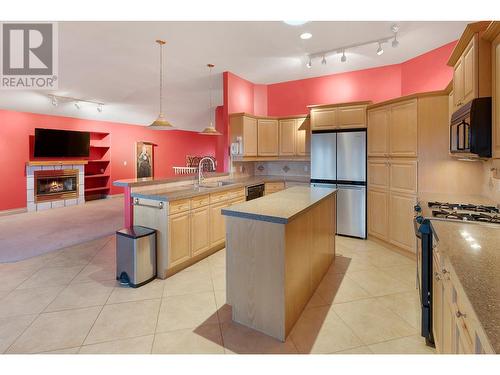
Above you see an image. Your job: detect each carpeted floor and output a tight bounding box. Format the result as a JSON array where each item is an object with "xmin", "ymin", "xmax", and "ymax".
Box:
[{"xmin": 0, "ymin": 198, "xmax": 123, "ymax": 262}]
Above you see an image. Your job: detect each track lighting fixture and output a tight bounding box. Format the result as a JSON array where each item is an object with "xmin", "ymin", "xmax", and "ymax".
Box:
[
  {"xmin": 74, "ymin": 101, "xmax": 81, "ymax": 109},
  {"xmin": 341, "ymin": 49, "xmax": 347, "ymax": 63},
  {"xmin": 306, "ymin": 57, "xmax": 312, "ymax": 68},
  {"xmin": 50, "ymin": 95, "xmax": 58, "ymax": 106},
  {"xmin": 47, "ymin": 94, "xmax": 104, "ymax": 112},
  {"xmin": 376, "ymin": 42, "xmax": 384, "ymax": 56},
  {"xmin": 391, "ymin": 24, "xmax": 399, "ymax": 48},
  {"xmin": 97, "ymin": 103, "xmax": 103, "ymax": 113},
  {"xmin": 321, "ymin": 55, "xmax": 326, "ymax": 65}
]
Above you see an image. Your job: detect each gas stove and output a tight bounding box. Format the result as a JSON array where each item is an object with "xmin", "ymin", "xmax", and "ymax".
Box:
[{"xmin": 428, "ymin": 201, "xmax": 500, "ymax": 224}]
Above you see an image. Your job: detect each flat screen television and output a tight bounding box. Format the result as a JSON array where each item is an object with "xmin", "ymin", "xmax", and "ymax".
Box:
[{"xmin": 34, "ymin": 128, "xmax": 90, "ymax": 157}]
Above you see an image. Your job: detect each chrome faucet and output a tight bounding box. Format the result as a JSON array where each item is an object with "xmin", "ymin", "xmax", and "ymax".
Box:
[{"xmin": 198, "ymin": 157, "xmax": 216, "ymax": 186}]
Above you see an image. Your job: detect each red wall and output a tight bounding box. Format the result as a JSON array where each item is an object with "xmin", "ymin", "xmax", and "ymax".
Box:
[
  {"xmin": 0, "ymin": 110, "xmax": 218, "ymax": 211},
  {"xmin": 401, "ymin": 41, "xmax": 456, "ymax": 96}
]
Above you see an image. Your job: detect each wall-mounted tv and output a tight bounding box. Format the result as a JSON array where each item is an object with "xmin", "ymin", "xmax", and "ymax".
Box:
[{"xmin": 34, "ymin": 128, "xmax": 90, "ymax": 157}]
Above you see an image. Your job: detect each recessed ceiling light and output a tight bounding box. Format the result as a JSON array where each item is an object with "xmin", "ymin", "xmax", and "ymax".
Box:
[
  {"xmin": 300, "ymin": 32, "xmax": 312, "ymax": 40},
  {"xmin": 283, "ymin": 21, "xmax": 308, "ymax": 26}
]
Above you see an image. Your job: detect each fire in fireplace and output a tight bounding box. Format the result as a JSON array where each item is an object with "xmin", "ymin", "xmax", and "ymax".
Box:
[{"xmin": 34, "ymin": 169, "xmax": 79, "ymax": 203}]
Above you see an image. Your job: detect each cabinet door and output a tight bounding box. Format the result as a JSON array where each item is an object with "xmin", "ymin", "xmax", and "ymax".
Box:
[
  {"xmin": 432, "ymin": 257, "xmax": 443, "ymax": 352},
  {"xmin": 209, "ymin": 201, "xmax": 227, "ymax": 247},
  {"xmin": 388, "ymin": 192, "xmax": 417, "ymax": 253},
  {"xmin": 367, "ymin": 107, "xmax": 390, "ymax": 157},
  {"xmin": 494, "ymin": 36, "xmax": 500, "ymax": 158},
  {"xmin": 264, "ymin": 181, "xmax": 285, "ymax": 195},
  {"xmin": 257, "ymin": 119, "xmax": 279, "ymax": 156},
  {"xmin": 441, "ymin": 282, "xmax": 455, "ymax": 354},
  {"xmin": 390, "ymin": 100, "xmax": 418, "ymax": 157},
  {"xmin": 389, "ymin": 159, "xmax": 417, "ymax": 195},
  {"xmin": 368, "ymin": 159, "xmax": 389, "ymax": 191},
  {"xmin": 368, "ymin": 189, "xmax": 389, "ymax": 241},
  {"xmin": 296, "ymin": 118, "xmax": 310, "ymax": 155},
  {"xmin": 337, "ymin": 105, "xmax": 367, "ymax": 129},
  {"xmin": 190, "ymin": 206, "xmax": 210, "ymax": 257},
  {"xmin": 168, "ymin": 211, "xmax": 191, "ymax": 268},
  {"xmin": 279, "ymin": 119, "xmax": 296, "ymax": 156},
  {"xmin": 453, "ymin": 58, "xmax": 465, "ymax": 109},
  {"xmin": 243, "ymin": 116, "xmax": 258, "ymax": 156},
  {"xmin": 463, "ymin": 37, "xmax": 477, "ymax": 106},
  {"xmin": 311, "ymin": 108, "xmax": 337, "ymax": 130}
]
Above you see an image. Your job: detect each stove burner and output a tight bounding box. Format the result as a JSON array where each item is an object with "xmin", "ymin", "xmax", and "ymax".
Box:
[
  {"xmin": 428, "ymin": 201, "xmax": 499, "ymax": 214},
  {"xmin": 431, "ymin": 208, "xmax": 500, "ymax": 224}
]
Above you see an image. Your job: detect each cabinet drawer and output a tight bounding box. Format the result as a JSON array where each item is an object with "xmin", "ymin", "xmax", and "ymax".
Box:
[
  {"xmin": 209, "ymin": 190, "xmax": 229, "ymax": 204},
  {"xmin": 191, "ymin": 194, "xmax": 210, "ymax": 209},
  {"xmin": 169, "ymin": 198, "xmax": 191, "ymax": 215}
]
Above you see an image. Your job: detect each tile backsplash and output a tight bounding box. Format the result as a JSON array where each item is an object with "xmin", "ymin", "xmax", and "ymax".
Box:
[{"xmin": 254, "ymin": 161, "xmax": 310, "ymax": 177}]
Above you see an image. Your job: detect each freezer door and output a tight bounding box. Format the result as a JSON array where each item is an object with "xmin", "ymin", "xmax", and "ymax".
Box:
[
  {"xmin": 311, "ymin": 133, "xmax": 336, "ymax": 181},
  {"xmin": 336, "ymin": 184, "xmax": 366, "ymax": 238},
  {"xmin": 337, "ymin": 131, "xmax": 366, "ymax": 182}
]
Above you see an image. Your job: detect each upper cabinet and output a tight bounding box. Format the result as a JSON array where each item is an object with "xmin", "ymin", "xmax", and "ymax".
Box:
[
  {"xmin": 448, "ymin": 21, "xmax": 492, "ymax": 112},
  {"xmin": 257, "ymin": 119, "xmax": 279, "ymax": 156},
  {"xmin": 296, "ymin": 118, "xmax": 311, "ymax": 156},
  {"xmin": 229, "ymin": 114, "xmax": 257, "ymax": 157},
  {"xmin": 367, "ymin": 99, "xmax": 417, "ymax": 158},
  {"xmin": 279, "ymin": 117, "xmax": 311, "ymax": 156},
  {"xmin": 309, "ymin": 102, "xmax": 370, "ymax": 131}
]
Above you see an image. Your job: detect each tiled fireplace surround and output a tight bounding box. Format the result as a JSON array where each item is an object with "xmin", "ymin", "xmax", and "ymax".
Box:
[{"xmin": 26, "ymin": 163, "xmax": 85, "ymax": 212}]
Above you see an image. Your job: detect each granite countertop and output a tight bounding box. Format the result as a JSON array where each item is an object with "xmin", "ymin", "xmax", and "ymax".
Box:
[
  {"xmin": 221, "ymin": 186, "xmax": 336, "ymax": 224},
  {"xmin": 431, "ymin": 220, "xmax": 500, "ymax": 353},
  {"xmin": 129, "ymin": 175, "xmax": 311, "ymax": 202}
]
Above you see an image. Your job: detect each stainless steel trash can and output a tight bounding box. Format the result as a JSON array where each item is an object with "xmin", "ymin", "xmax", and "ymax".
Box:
[{"xmin": 116, "ymin": 226, "xmax": 156, "ymax": 288}]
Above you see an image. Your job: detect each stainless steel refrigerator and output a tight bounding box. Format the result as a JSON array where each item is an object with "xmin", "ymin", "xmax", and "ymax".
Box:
[{"xmin": 311, "ymin": 130, "xmax": 366, "ymax": 239}]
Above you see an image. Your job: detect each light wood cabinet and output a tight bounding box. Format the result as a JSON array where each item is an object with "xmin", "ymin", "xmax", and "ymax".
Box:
[
  {"xmin": 367, "ymin": 107, "xmax": 390, "ymax": 157},
  {"xmin": 389, "ymin": 159, "xmax": 417, "ymax": 195},
  {"xmin": 388, "ymin": 192, "xmax": 416, "ymax": 253},
  {"xmin": 492, "ymin": 32, "xmax": 500, "ymax": 157},
  {"xmin": 368, "ymin": 159, "xmax": 389, "ymax": 190},
  {"xmin": 310, "ymin": 107, "xmax": 337, "ymax": 130},
  {"xmin": 229, "ymin": 115, "xmax": 258, "ymax": 157},
  {"xmin": 367, "ymin": 189, "xmax": 389, "ymax": 241},
  {"xmin": 257, "ymin": 119, "xmax": 279, "ymax": 156},
  {"xmin": 296, "ymin": 117, "xmax": 310, "ymax": 156},
  {"xmin": 389, "ymin": 100, "xmax": 418, "ymax": 157},
  {"xmin": 168, "ymin": 211, "xmax": 191, "ymax": 268},
  {"xmin": 265, "ymin": 181, "xmax": 285, "ymax": 195},
  {"xmin": 453, "ymin": 57, "xmax": 465, "ymax": 109},
  {"xmin": 453, "ymin": 37, "xmax": 477, "ymax": 109},
  {"xmin": 337, "ymin": 105, "xmax": 367, "ymax": 129},
  {"xmin": 190, "ymin": 206, "xmax": 210, "ymax": 257},
  {"xmin": 432, "ymin": 252, "xmax": 443, "ymax": 352},
  {"xmin": 209, "ymin": 200, "xmax": 227, "ymax": 247},
  {"xmin": 279, "ymin": 119, "xmax": 296, "ymax": 156}
]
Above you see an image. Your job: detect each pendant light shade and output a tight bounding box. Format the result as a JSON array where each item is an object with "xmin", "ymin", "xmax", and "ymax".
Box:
[
  {"xmin": 199, "ymin": 63, "xmax": 221, "ymax": 135},
  {"xmin": 149, "ymin": 40, "xmax": 174, "ymax": 129}
]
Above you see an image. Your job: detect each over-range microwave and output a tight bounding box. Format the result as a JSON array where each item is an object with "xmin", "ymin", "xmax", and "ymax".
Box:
[{"xmin": 450, "ymin": 97, "xmax": 492, "ymax": 158}]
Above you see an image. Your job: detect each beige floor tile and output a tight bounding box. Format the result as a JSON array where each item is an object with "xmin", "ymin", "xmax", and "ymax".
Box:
[
  {"xmin": 7, "ymin": 306, "xmax": 101, "ymax": 353},
  {"xmin": 0, "ymin": 269, "xmax": 33, "ymax": 293},
  {"xmin": 333, "ymin": 298, "xmax": 416, "ymax": 345},
  {"xmin": 304, "ymin": 290, "xmax": 328, "ymax": 310},
  {"xmin": 366, "ymin": 251, "xmax": 415, "ymax": 268},
  {"xmin": 71, "ymin": 261, "xmax": 115, "ymax": 284},
  {"xmin": 221, "ymin": 321, "xmax": 298, "ymax": 354},
  {"xmin": 79, "ymin": 335, "xmax": 154, "ymax": 354},
  {"xmin": 84, "ymin": 299, "xmax": 160, "ymax": 345},
  {"xmin": 368, "ymin": 335, "xmax": 435, "ymax": 354},
  {"xmin": 290, "ymin": 306, "xmax": 362, "ymax": 354},
  {"xmin": 187, "ymin": 257, "xmax": 211, "ymax": 274},
  {"xmin": 17, "ymin": 265, "xmax": 85, "ymax": 289},
  {"xmin": 211, "ymin": 266, "xmax": 226, "ymax": 291},
  {"xmin": 0, "ymin": 286, "xmax": 63, "ymax": 318},
  {"xmin": 107, "ymin": 279, "xmax": 165, "ymax": 305},
  {"xmin": 379, "ymin": 264, "xmax": 418, "ymax": 287},
  {"xmin": 157, "ymin": 292, "xmax": 218, "ymax": 333},
  {"xmin": 40, "ymin": 346, "xmax": 81, "ymax": 354},
  {"xmin": 45, "ymin": 280, "xmax": 115, "ymax": 312},
  {"xmin": 0, "ymin": 314, "xmax": 37, "ymax": 353},
  {"xmin": 347, "ymin": 267, "xmax": 413, "ymax": 297},
  {"xmin": 214, "ymin": 289, "xmax": 232, "ymax": 323},
  {"xmin": 316, "ymin": 273, "xmax": 370, "ymax": 304},
  {"xmin": 152, "ymin": 324, "xmax": 224, "ymax": 354},
  {"xmin": 207, "ymin": 249, "xmax": 225, "ymax": 269},
  {"xmin": 163, "ymin": 268, "xmax": 213, "ymax": 297},
  {"xmin": 0, "ymin": 256, "xmax": 49, "ymax": 274},
  {"xmin": 333, "ymin": 345, "xmax": 373, "ymax": 354},
  {"xmin": 328, "ymin": 255, "xmax": 374, "ymax": 274},
  {"xmin": 375, "ymin": 291, "xmax": 421, "ymax": 329},
  {"xmin": 49, "ymin": 244, "xmax": 98, "ymax": 267}
]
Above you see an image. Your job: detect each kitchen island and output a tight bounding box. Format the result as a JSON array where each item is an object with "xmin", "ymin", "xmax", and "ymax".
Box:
[{"xmin": 222, "ymin": 186, "xmax": 337, "ymax": 341}]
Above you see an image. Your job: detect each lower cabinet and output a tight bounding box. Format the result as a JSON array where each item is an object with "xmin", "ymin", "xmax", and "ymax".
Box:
[
  {"xmin": 368, "ymin": 188, "xmax": 389, "ymax": 241},
  {"xmin": 388, "ymin": 192, "xmax": 417, "ymax": 253},
  {"xmin": 168, "ymin": 211, "xmax": 191, "ymax": 268},
  {"xmin": 209, "ymin": 200, "xmax": 228, "ymax": 248},
  {"xmin": 190, "ymin": 205, "xmax": 210, "ymax": 257},
  {"xmin": 264, "ymin": 181, "xmax": 285, "ymax": 195}
]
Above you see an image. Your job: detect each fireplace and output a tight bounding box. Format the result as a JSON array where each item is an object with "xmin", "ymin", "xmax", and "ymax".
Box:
[{"xmin": 34, "ymin": 169, "xmax": 79, "ymax": 203}]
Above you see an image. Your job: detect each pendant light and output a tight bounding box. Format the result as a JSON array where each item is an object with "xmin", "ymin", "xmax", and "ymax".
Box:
[
  {"xmin": 149, "ymin": 39, "xmax": 174, "ymax": 129},
  {"xmin": 199, "ymin": 63, "xmax": 222, "ymax": 135}
]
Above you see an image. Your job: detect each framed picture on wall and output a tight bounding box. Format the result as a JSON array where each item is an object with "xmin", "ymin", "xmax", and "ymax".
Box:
[{"xmin": 135, "ymin": 141, "xmax": 154, "ymax": 179}]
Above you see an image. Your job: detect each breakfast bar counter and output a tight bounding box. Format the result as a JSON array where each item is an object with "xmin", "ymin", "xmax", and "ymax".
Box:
[{"xmin": 222, "ymin": 186, "xmax": 337, "ymax": 341}]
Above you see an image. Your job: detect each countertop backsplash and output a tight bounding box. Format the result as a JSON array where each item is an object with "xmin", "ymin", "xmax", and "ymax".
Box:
[{"xmin": 254, "ymin": 161, "xmax": 310, "ymax": 177}]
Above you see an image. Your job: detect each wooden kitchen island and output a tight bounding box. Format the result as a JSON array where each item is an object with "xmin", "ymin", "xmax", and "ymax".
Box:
[{"xmin": 222, "ymin": 186, "xmax": 337, "ymax": 341}]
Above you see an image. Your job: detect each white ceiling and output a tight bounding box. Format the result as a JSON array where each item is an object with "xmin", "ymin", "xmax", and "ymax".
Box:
[{"xmin": 0, "ymin": 21, "xmax": 468, "ymax": 131}]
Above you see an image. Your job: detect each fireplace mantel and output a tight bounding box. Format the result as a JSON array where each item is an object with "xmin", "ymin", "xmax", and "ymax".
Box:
[{"xmin": 26, "ymin": 160, "xmax": 88, "ymax": 166}]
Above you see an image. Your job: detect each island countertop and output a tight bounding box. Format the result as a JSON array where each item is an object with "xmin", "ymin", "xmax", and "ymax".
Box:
[
  {"xmin": 431, "ymin": 220, "xmax": 500, "ymax": 353},
  {"xmin": 221, "ymin": 186, "xmax": 337, "ymax": 224}
]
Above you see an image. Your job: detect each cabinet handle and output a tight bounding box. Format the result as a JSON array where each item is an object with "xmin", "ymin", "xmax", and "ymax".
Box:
[
  {"xmin": 456, "ymin": 310, "xmax": 467, "ymax": 319},
  {"xmin": 133, "ymin": 198, "xmax": 164, "ymax": 210}
]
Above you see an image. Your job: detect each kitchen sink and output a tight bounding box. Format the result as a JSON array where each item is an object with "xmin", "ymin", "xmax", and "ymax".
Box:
[{"xmin": 196, "ymin": 181, "xmax": 235, "ymax": 189}]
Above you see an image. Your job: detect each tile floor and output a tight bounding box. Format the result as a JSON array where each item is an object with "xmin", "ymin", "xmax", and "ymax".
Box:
[{"xmin": 0, "ymin": 235, "xmax": 435, "ymax": 354}]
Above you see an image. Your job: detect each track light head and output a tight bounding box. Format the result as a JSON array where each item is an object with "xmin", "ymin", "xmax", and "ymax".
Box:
[
  {"xmin": 341, "ymin": 50, "xmax": 347, "ymax": 63},
  {"xmin": 97, "ymin": 103, "xmax": 103, "ymax": 113},
  {"xmin": 392, "ymin": 37, "xmax": 399, "ymax": 48},
  {"xmin": 74, "ymin": 101, "xmax": 81, "ymax": 109},
  {"xmin": 321, "ymin": 55, "xmax": 326, "ymax": 65},
  {"xmin": 376, "ymin": 42, "xmax": 384, "ymax": 56},
  {"xmin": 306, "ymin": 57, "xmax": 312, "ymax": 68},
  {"xmin": 51, "ymin": 96, "xmax": 58, "ymax": 106},
  {"xmin": 391, "ymin": 24, "xmax": 399, "ymax": 34}
]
